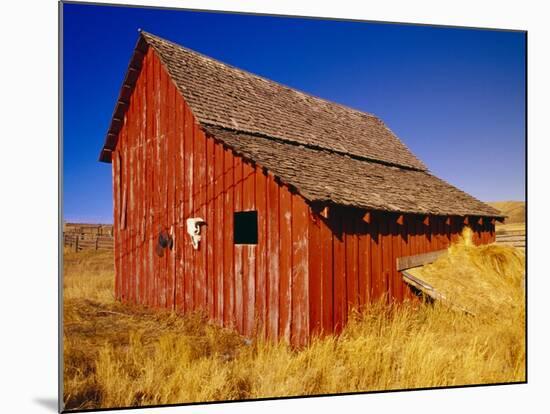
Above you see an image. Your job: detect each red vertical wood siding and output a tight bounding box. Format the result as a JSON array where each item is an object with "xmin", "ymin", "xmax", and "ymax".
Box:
[
  {"xmin": 222, "ymin": 148, "xmax": 235, "ymax": 327},
  {"xmin": 255, "ymin": 170, "xmax": 268, "ymax": 338},
  {"xmin": 233, "ymin": 156, "xmax": 244, "ymax": 333},
  {"xmin": 111, "ymin": 47, "xmax": 496, "ymax": 346},
  {"xmin": 206, "ymin": 133, "xmax": 215, "ymax": 320},
  {"xmin": 242, "ymin": 162, "xmax": 256, "ymax": 337},
  {"xmin": 266, "ymin": 174, "xmax": 280, "ymax": 341},
  {"xmin": 211, "ymin": 141, "xmax": 223, "ymax": 324},
  {"xmin": 308, "ymin": 213, "xmax": 323, "ymax": 337},
  {"xmin": 291, "ymin": 195, "xmax": 309, "ymax": 347},
  {"xmin": 278, "ymin": 182, "xmax": 293, "ymax": 343},
  {"xmin": 332, "ymin": 211, "xmax": 346, "ymax": 333}
]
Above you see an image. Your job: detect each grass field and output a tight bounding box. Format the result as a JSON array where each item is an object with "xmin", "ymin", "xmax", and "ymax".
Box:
[
  {"xmin": 487, "ymin": 201, "xmax": 526, "ymax": 225},
  {"xmin": 63, "ymin": 230, "xmax": 525, "ymax": 411}
]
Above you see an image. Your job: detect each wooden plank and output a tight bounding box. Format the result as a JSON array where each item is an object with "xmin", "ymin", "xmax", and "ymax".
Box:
[
  {"xmin": 390, "ymin": 218, "xmax": 402, "ymax": 302},
  {"xmin": 128, "ymin": 92, "xmax": 136, "ymax": 305},
  {"xmin": 166, "ymin": 77, "xmax": 176, "ymax": 310},
  {"xmin": 291, "ymin": 195, "xmax": 309, "ymax": 347},
  {"xmin": 496, "ymin": 242, "xmax": 525, "ymax": 249},
  {"xmin": 142, "ymin": 78, "xmax": 149, "ymax": 301},
  {"xmin": 496, "ymin": 234, "xmax": 525, "ymax": 243},
  {"xmin": 370, "ymin": 216, "xmax": 383, "ymax": 302},
  {"xmin": 134, "ymin": 54, "xmax": 144, "ymax": 302},
  {"xmin": 135, "ymin": 81, "xmax": 142, "ymax": 303},
  {"xmin": 183, "ymin": 103, "xmax": 194, "ymax": 312},
  {"xmin": 380, "ymin": 215, "xmax": 393, "ymax": 303},
  {"xmin": 266, "ymin": 174, "xmax": 280, "ymax": 341},
  {"xmin": 321, "ymin": 215, "xmax": 334, "ymax": 334},
  {"xmin": 407, "ymin": 215, "xmax": 417, "ymax": 258},
  {"xmin": 151, "ymin": 52, "xmax": 160, "ymax": 308},
  {"xmin": 223, "ymin": 148, "xmax": 235, "ymax": 327},
  {"xmin": 495, "ymin": 229, "xmax": 525, "ymax": 236},
  {"xmin": 151, "ymin": 58, "xmax": 160, "ymax": 306},
  {"xmin": 437, "ymin": 216, "xmax": 444, "ymax": 250},
  {"xmin": 345, "ymin": 214, "xmax": 359, "ymax": 312},
  {"xmin": 142, "ymin": 73, "xmax": 151, "ymax": 305},
  {"xmin": 194, "ymin": 122, "xmax": 207, "ymax": 311},
  {"xmin": 214, "ymin": 140, "xmax": 224, "ymax": 324},
  {"xmin": 492, "ymin": 223, "xmax": 497, "ymax": 243},
  {"xmin": 146, "ymin": 50, "xmax": 155, "ymax": 309},
  {"xmin": 480, "ymin": 221, "xmax": 487, "ymax": 245},
  {"xmin": 279, "ymin": 183, "xmax": 292, "ymax": 342},
  {"xmin": 120, "ymin": 125, "xmax": 129, "ymax": 302},
  {"xmin": 139, "ymin": 71, "xmax": 147, "ymax": 305},
  {"xmin": 122, "ymin": 94, "xmax": 130, "ymax": 303},
  {"xmin": 255, "ymin": 169, "xmax": 268, "ymax": 338},
  {"xmin": 174, "ymin": 86, "xmax": 185, "ymax": 313},
  {"xmin": 113, "ymin": 151, "xmax": 121, "ymax": 301},
  {"xmin": 206, "ymin": 136, "xmax": 215, "ymax": 320},
  {"xmin": 308, "ymin": 211, "xmax": 323, "ymax": 337},
  {"xmin": 443, "ymin": 216, "xmax": 451, "ymax": 247},
  {"xmin": 233, "ymin": 156, "xmax": 244, "ymax": 333},
  {"xmin": 439, "ymin": 216, "xmax": 448, "ymax": 248},
  {"xmin": 400, "ymin": 215, "xmax": 412, "ymax": 301},
  {"xmin": 132, "ymin": 82, "xmax": 142, "ymax": 303},
  {"xmin": 396, "ymin": 249, "xmax": 447, "ymax": 271},
  {"xmin": 357, "ymin": 215, "xmax": 370, "ymax": 309},
  {"xmin": 429, "ymin": 215, "xmax": 437, "ymax": 251},
  {"xmin": 242, "ymin": 161, "xmax": 256, "ymax": 336},
  {"xmin": 332, "ymin": 209, "xmax": 346, "ymax": 333},
  {"xmin": 455, "ymin": 217, "xmax": 464, "ymax": 244},
  {"xmin": 159, "ymin": 63, "xmax": 168, "ymax": 308},
  {"xmin": 121, "ymin": 104, "xmax": 129, "ymax": 301},
  {"xmin": 416, "ymin": 215, "xmax": 426, "ymax": 254}
]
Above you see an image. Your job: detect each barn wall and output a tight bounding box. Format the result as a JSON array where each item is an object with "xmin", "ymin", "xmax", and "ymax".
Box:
[
  {"xmin": 112, "ymin": 47, "xmax": 311, "ymax": 347},
  {"xmin": 307, "ymin": 208, "xmax": 495, "ymax": 338},
  {"xmin": 112, "ymin": 46, "xmax": 496, "ymax": 347}
]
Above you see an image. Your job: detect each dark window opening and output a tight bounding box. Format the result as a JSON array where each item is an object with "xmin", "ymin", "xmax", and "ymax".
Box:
[{"xmin": 234, "ymin": 211, "xmax": 258, "ymax": 245}]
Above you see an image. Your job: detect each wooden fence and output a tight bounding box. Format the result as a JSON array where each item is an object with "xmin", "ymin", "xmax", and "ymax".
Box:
[
  {"xmin": 63, "ymin": 222, "xmax": 114, "ymax": 252},
  {"xmin": 495, "ymin": 229, "xmax": 525, "ymax": 249},
  {"xmin": 64, "ymin": 222, "xmax": 113, "ymax": 236}
]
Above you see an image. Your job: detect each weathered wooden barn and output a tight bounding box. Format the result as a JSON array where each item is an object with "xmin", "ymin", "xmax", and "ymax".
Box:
[{"xmin": 100, "ymin": 31, "xmax": 503, "ymax": 346}]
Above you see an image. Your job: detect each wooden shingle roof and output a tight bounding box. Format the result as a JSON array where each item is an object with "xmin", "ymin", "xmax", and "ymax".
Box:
[{"xmin": 100, "ymin": 31, "xmax": 502, "ymax": 218}]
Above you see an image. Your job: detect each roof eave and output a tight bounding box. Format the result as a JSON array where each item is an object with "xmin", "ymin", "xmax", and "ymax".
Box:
[{"xmin": 98, "ymin": 31, "xmax": 149, "ymax": 163}]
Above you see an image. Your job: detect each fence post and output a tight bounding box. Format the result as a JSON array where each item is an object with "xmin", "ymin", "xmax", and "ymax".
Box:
[
  {"xmin": 96, "ymin": 236, "xmax": 99, "ymax": 250},
  {"xmin": 75, "ymin": 236, "xmax": 79, "ymax": 252}
]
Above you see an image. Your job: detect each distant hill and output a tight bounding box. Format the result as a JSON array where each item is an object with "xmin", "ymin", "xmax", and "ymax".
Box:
[{"xmin": 487, "ymin": 201, "xmax": 525, "ymax": 224}]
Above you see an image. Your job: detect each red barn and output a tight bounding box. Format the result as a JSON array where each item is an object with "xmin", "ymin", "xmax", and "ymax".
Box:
[{"xmin": 99, "ymin": 31, "xmax": 503, "ymax": 346}]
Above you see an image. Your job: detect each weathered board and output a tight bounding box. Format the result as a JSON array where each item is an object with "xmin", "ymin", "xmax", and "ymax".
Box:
[{"xmin": 396, "ymin": 249, "xmax": 447, "ymax": 272}]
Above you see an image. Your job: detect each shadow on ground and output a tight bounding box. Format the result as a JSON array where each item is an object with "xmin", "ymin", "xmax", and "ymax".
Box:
[{"xmin": 33, "ymin": 397, "xmax": 58, "ymax": 412}]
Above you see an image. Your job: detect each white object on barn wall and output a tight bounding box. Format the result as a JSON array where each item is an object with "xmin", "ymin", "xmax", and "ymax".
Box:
[{"xmin": 186, "ymin": 218, "xmax": 206, "ymax": 250}]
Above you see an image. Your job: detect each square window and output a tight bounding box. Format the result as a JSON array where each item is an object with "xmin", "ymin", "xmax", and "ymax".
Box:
[{"xmin": 234, "ymin": 211, "xmax": 258, "ymax": 245}]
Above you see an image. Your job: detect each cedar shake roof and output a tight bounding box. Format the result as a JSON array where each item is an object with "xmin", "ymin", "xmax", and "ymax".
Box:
[
  {"xmin": 204, "ymin": 126, "xmax": 501, "ymax": 217},
  {"xmin": 100, "ymin": 31, "xmax": 503, "ymax": 218}
]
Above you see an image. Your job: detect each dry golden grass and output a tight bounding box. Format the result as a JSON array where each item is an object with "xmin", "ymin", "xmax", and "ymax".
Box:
[
  {"xmin": 406, "ymin": 227, "xmax": 525, "ymax": 315},
  {"xmin": 63, "ymin": 234, "xmax": 525, "ymax": 411}
]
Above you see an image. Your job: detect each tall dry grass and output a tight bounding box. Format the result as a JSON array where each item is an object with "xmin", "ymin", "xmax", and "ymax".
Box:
[
  {"xmin": 406, "ymin": 227, "xmax": 525, "ymax": 315},
  {"xmin": 63, "ymin": 230, "xmax": 525, "ymax": 411}
]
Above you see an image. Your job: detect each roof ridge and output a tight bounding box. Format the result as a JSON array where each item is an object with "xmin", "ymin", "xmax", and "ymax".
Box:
[{"xmin": 139, "ymin": 30, "xmax": 380, "ymax": 120}]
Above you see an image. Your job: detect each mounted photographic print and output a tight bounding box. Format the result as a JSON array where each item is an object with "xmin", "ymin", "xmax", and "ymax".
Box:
[{"xmin": 61, "ymin": 1, "xmax": 526, "ymax": 411}]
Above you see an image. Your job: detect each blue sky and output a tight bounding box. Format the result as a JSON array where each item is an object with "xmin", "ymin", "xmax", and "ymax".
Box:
[{"xmin": 62, "ymin": 2, "xmax": 526, "ymax": 224}]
